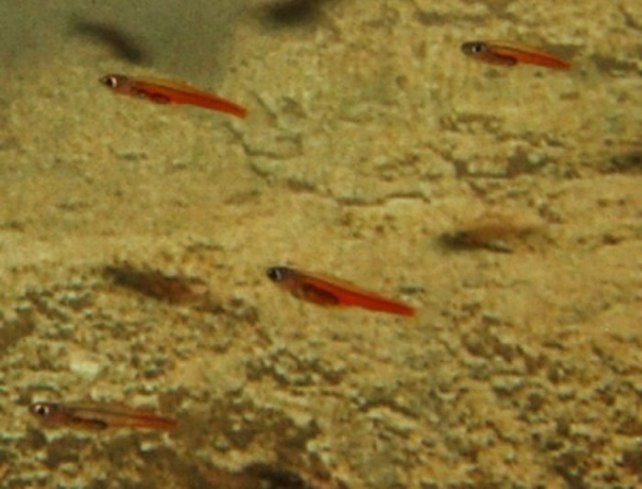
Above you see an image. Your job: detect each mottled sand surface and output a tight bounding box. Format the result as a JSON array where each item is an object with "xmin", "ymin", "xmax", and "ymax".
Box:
[{"xmin": 1, "ymin": 0, "xmax": 641, "ymax": 487}]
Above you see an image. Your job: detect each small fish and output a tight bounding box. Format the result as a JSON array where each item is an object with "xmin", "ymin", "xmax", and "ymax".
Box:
[
  {"xmin": 29, "ymin": 402, "xmax": 177, "ymax": 431},
  {"xmin": 100, "ymin": 74, "xmax": 247, "ymax": 118},
  {"xmin": 266, "ymin": 266, "xmax": 415, "ymax": 317},
  {"xmin": 461, "ymin": 41, "xmax": 570, "ymax": 70}
]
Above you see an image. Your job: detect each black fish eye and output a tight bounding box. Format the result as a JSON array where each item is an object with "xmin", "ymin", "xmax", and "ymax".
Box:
[
  {"xmin": 462, "ymin": 42, "xmax": 486, "ymax": 55},
  {"xmin": 102, "ymin": 75, "xmax": 118, "ymax": 88},
  {"xmin": 33, "ymin": 403, "xmax": 50, "ymax": 417},
  {"xmin": 266, "ymin": 267, "xmax": 284, "ymax": 281}
]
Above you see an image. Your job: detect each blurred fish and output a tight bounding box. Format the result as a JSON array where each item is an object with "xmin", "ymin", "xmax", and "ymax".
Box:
[
  {"xmin": 461, "ymin": 41, "xmax": 570, "ymax": 70},
  {"xmin": 266, "ymin": 266, "xmax": 415, "ymax": 317},
  {"xmin": 100, "ymin": 74, "xmax": 247, "ymax": 118},
  {"xmin": 30, "ymin": 402, "xmax": 177, "ymax": 431}
]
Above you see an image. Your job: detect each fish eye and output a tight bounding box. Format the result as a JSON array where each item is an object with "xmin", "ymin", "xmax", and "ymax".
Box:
[
  {"xmin": 101, "ymin": 75, "xmax": 119, "ymax": 88},
  {"xmin": 266, "ymin": 267, "xmax": 285, "ymax": 282},
  {"xmin": 462, "ymin": 42, "xmax": 485, "ymax": 55},
  {"xmin": 31, "ymin": 403, "xmax": 51, "ymax": 417}
]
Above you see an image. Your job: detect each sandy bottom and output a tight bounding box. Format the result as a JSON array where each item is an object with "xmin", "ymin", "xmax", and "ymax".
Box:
[{"xmin": 0, "ymin": 0, "xmax": 641, "ymax": 487}]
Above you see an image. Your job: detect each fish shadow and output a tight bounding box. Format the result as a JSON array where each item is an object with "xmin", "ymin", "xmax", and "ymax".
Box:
[
  {"xmin": 602, "ymin": 148, "xmax": 642, "ymax": 174},
  {"xmin": 69, "ymin": 18, "xmax": 149, "ymax": 64},
  {"xmin": 257, "ymin": 0, "xmax": 331, "ymax": 28}
]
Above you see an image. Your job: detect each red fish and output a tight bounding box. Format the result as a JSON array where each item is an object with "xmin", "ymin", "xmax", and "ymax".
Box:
[
  {"xmin": 100, "ymin": 74, "xmax": 247, "ymax": 118},
  {"xmin": 461, "ymin": 41, "xmax": 570, "ymax": 70},
  {"xmin": 29, "ymin": 402, "xmax": 177, "ymax": 431},
  {"xmin": 266, "ymin": 266, "xmax": 415, "ymax": 317}
]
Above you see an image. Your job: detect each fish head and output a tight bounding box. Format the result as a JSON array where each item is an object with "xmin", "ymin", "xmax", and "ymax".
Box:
[
  {"xmin": 99, "ymin": 74, "xmax": 129, "ymax": 90},
  {"xmin": 29, "ymin": 402, "xmax": 62, "ymax": 422},
  {"xmin": 266, "ymin": 266, "xmax": 294, "ymax": 283},
  {"xmin": 461, "ymin": 41, "xmax": 488, "ymax": 56}
]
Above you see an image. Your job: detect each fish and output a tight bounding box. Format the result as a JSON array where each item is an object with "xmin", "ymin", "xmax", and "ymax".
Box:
[
  {"xmin": 461, "ymin": 41, "xmax": 570, "ymax": 70},
  {"xmin": 29, "ymin": 402, "xmax": 177, "ymax": 431},
  {"xmin": 99, "ymin": 74, "xmax": 247, "ymax": 118},
  {"xmin": 266, "ymin": 266, "xmax": 415, "ymax": 317}
]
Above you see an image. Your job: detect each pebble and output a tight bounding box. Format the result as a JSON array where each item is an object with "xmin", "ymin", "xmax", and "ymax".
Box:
[{"xmin": 68, "ymin": 352, "xmax": 102, "ymax": 379}]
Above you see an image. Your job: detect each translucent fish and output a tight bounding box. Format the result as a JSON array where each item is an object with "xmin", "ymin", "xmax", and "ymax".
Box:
[
  {"xmin": 100, "ymin": 74, "xmax": 247, "ymax": 118},
  {"xmin": 266, "ymin": 266, "xmax": 415, "ymax": 317},
  {"xmin": 461, "ymin": 41, "xmax": 570, "ymax": 70},
  {"xmin": 29, "ymin": 402, "xmax": 177, "ymax": 431}
]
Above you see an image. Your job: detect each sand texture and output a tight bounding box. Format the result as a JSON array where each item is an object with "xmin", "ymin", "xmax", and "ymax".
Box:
[{"xmin": 0, "ymin": 0, "xmax": 641, "ymax": 487}]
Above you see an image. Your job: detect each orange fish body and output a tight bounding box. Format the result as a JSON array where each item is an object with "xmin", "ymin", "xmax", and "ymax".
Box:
[
  {"xmin": 100, "ymin": 74, "xmax": 247, "ymax": 118},
  {"xmin": 29, "ymin": 402, "xmax": 177, "ymax": 431},
  {"xmin": 266, "ymin": 266, "xmax": 415, "ymax": 317},
  {"xmin": 461, "ymin": 41, "xmax": 570, "ymax": 70}
]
